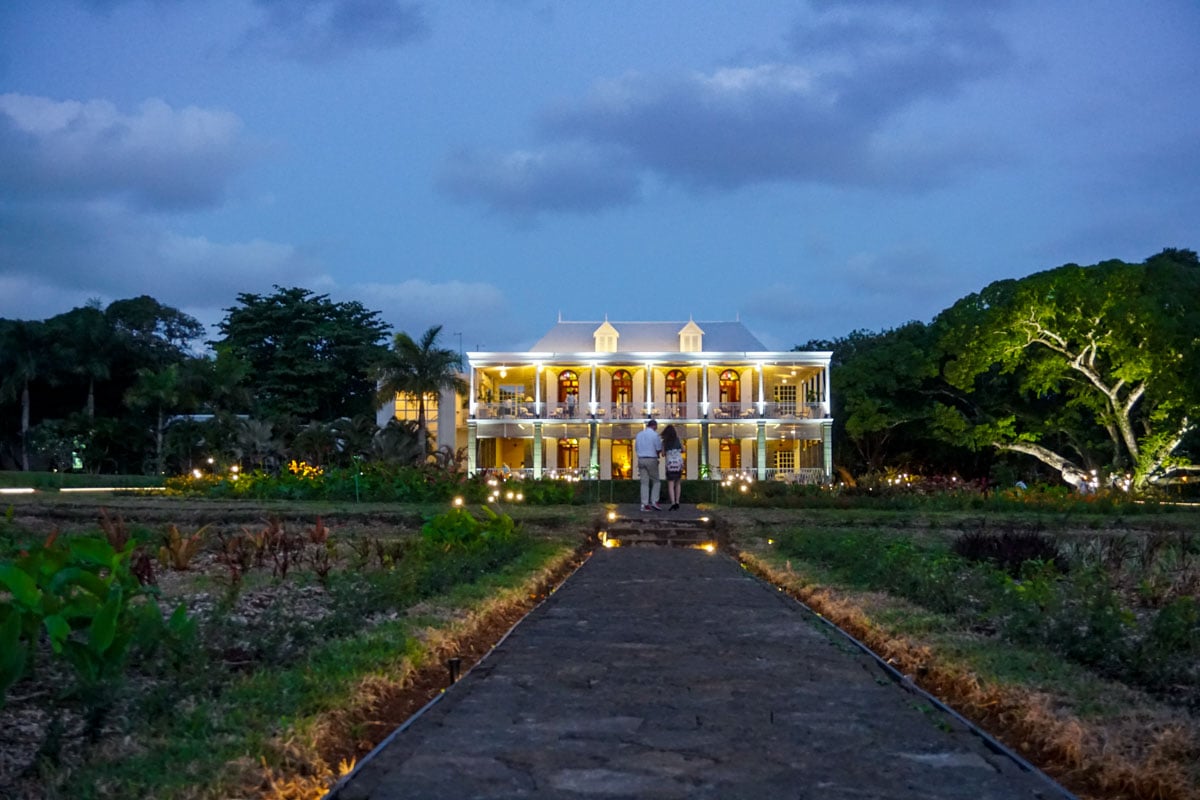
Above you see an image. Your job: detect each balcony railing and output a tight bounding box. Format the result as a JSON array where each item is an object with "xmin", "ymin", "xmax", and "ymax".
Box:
[
  {"xmin": 474, "ymin": 401, "xmax": 828, "ymax": 421},
  {"xmin": 714, "ymin": 467, "xmax": 827, "ymax": 484}
]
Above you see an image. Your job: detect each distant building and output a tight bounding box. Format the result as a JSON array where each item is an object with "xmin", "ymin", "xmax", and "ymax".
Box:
[{"xmin": 382, "ymin": 318, "xmax": 833, "ymax": 483}]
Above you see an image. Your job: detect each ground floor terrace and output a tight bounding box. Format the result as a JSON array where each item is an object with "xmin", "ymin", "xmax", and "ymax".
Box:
[{"xmin": 466, "ymin": 418, "xmax": 832, "ymax": 484}]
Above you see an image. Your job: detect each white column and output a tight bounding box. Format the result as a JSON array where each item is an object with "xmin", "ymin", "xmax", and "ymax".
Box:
[
  {"xmin": 645, "ymin": 362, "xmax": 653, "ymax": 415},
  {"xmin": 468, "ymin": 367, "xmax": 476, "ymax": 416},
  {"xmin": 822, "ymin": 365, "xmax": 831, "ymax": 416},
  {"xmin": 757, "ymin": 363, "xmax": 765, "ymax": 415}
]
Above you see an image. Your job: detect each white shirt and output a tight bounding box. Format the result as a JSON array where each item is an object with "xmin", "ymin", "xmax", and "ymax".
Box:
[{"xmin": 634, "ymin": 426, "xmax": 662, "ymax": 458}]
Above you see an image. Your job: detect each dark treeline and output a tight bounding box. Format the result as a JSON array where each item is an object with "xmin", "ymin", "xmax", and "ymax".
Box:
[
  {"xmin": 3, "ymin": 250, "xmax": 1198, "ymax": 491},
  {"xmin": 0, "ymin": 287, "xmax": 460, "ymax": 475},
  {"xmin": 801, "ymin": 248, "xmax": 1200, "ymax": 492}
]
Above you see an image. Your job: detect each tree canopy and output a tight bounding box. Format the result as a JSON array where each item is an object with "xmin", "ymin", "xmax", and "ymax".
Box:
[
  {"xmin": 214, "ymin": 286, "xmax": 389, "ymax": 422},
  {"xmin": 933, "ymin": 249, "xmax": 1199, "ymax": 489}
]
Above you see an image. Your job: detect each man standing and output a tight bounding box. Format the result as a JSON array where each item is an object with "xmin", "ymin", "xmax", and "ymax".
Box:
[{"xmin": 635, "ymin": 419, "xmax": 663, "ymax": 511}]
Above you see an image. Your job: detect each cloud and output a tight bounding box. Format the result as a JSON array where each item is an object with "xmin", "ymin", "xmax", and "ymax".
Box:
[
  {"xmin": 0, "ymin": 201, "xmax": 327, "ymax": 331},
  {"xmin": 442, "ymin": 2, "xmax": 1013, "ymax": 216},
  {"xmin": 241, "ymin": 0, "xmax": 428, "ymax": 63},
  {"xmin": 348, "ymin": 279, "xmax": 517, "ymax": 347},
  {"xmin": 0, "ymin": 94, "xmax": 250, "ymax": 211},
  {"xmin": 437, "ymin": 143, "xmax": 640, "ymax": 219}
]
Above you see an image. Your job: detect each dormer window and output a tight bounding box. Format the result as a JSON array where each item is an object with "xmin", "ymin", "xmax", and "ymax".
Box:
[
  {"xmin": 678, "ymin": 320, "xmax": 704, "ymax": 352},
  {"xmin": 593, "ymin": 320, "xmax": 618, "ymax": 353}
]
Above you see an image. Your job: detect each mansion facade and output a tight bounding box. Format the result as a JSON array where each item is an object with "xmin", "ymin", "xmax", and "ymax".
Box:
[{"xmin": 383, "ymin": 318, "xmax": 833, "ymax": 483}]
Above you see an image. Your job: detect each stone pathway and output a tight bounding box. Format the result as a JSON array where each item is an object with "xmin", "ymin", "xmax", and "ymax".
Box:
[{"xmin": 331, "ymin": 544, "xmax": 1072, "ymax": 799}]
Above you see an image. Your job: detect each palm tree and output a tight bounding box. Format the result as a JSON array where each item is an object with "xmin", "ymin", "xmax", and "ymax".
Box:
[
  {"xmin": 237, "ymin": 418, "xmax": 280, "ymax": 470},
  {"xmin": 125, "ymin": 364, "xmax": 188, "ymax": 475},
  {"xmin": 0, "ymin": 321, "xmax": 52, "ymax": 471},
  {"xmin": 56, "ymin": 304, "xmax": 114, "ymax": 420},
  {"xmin": 372, "ymin": 419, "xmax": 424, "ymax": 465},
  {"xmin": 373, "ymin": 325, "xmax": 467, "ymax": 459}
]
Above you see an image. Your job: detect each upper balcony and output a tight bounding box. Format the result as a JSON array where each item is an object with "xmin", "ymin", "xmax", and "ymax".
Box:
[{"xmin": 473, "ymin": 400, "xmax": 829, "ymax": 422}]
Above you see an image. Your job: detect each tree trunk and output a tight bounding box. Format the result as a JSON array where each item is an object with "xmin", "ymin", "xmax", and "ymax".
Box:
[
  {"xmin": 87, "ymin": 378, "xmax": 95, "ymax": 419},
  {"xmin": 417, "ymin": 397, "xmax": 428, "ymax": 461},
  {"xmin": 155, "ymin": 407, "xmax": 164, "ymax": 475},
  {"xmin": 20, "ymin": 381, "xmax": 30, "ymax": 472},
  {"xmin": 995, "ymin": 440, "xmax": 1091, "ymax": 489}
]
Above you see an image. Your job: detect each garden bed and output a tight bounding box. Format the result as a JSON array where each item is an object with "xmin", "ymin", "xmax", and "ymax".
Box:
[
  {"xmin": 0, "ymin": 499, "xmax": 588, "ymax": 799},
  {"xmin": 728, "ymin": 508, "xmax": 1200, "ymax": 800}
]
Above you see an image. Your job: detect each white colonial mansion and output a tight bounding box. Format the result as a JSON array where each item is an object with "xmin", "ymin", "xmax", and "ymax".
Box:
[{"xmin": 381, "ymin": 318, "xmax": 833, "ymax": 483}]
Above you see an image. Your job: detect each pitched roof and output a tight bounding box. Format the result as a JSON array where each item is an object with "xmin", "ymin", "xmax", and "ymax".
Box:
[{"xmin": 530, "ymin": 320, "xmax": 768, "ymax": 353}]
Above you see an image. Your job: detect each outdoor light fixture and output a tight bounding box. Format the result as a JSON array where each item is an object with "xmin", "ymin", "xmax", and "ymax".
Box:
[
  {"xmin": 453, "ymin": 496, "xmax": 464, "ymax": 507},
  {"xmin": 607, "ymin": 510, "xmax": 617, "ymax": 521},
  {"xmin": 499, "ymin": 366, "xmax": 508, "ymax": 378}
]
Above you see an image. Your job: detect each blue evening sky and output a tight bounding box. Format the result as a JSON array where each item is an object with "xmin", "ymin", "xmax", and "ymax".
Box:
[{"xmin": 1, "ymin": 0, "xmax": 1197, "ymax": 351}]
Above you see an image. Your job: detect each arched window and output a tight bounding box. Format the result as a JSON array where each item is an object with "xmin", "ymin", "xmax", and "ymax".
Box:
[
  {"xmin": 664, "ymin": 369, "xmax": 686, "ymax": 418},
  {"xmin": 719, "ymin": 369, "xmax": 740, "ymax": 415},
  {"xmin": 612, "ymin": 369, "xmax": 633, "ymax": 418},
  {"xmin": 557, "ymin": 370, "xmax": 579, "ymax": 417},
  {"xmin": 665, "ymin": 370, "xmax": 686, "ymax": 403},
  {"xmin": 557, "ymin": 370, "xmax": 579, "ymax": 402}
]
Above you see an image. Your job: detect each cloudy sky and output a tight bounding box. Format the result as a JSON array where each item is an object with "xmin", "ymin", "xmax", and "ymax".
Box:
[{"xmin": 1, "ymin": 0, "xmax": 1197, "ymax": 352}]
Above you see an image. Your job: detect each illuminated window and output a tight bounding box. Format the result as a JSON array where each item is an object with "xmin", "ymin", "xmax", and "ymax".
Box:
[
  {"xmin": 612, "ymin": 369, "xmax": 633, "ymax": 417},
  {"xmin": 718, "ymin": 369, "xmax": 740, "ymax": 415},
  {"xmin": 719, "ymin": 439, "xmax": 741, "ymax": 470},
  {"xmin": 611, "ymin": 439, "xmax": 632, "ymax": 479},
  {"xmin": 774, "ymin": 384, "xmax": 796, "ymax": 414},
  {"xmin": 395, "ymin": 392, "xmax": 439, "ymax": 439},
  {"xmin": 665, "ymin": 370, "xmax": 686, "ymax": 403},
  {"xmin": 775, "ymin": 449, "xmax": 795, "ymax": 472},
  {"xmin": 558, "ymin": 370, "xmax": 579, "ymax": 403},
  {"xmin": 557, "ymin": 438, "xmax": 579, "ymax": 469}
]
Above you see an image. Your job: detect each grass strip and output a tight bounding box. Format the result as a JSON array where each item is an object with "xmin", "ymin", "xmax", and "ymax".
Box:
[
  {"xmin": 739, "ymin": 539, "xmax": 1199, "ymax": 800},
  {"xmin": 50, "ymin": 539, "xmax": 577, "ymax": 799}
]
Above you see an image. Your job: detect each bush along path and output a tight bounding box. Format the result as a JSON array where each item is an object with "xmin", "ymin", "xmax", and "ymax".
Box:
[
  {"xmin": 738, "ymin": 525, "xmax": 1200, "ymax": 800},
  {"xmin": 0, "ymin": 505, "xmax": 585, "ymax": 799}
]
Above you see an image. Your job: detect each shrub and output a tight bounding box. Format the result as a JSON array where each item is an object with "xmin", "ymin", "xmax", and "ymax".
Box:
[
  {"xmin": 952, "ymin": 530, "xmax": 1068, "ymax": 576},
  {"xmin": 0, "ymin": 532, "xmax": 184, "ymax": 720}
]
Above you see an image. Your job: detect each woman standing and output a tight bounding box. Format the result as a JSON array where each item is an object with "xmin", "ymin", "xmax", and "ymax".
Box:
[{"xmin": 661, "ymin": 424, "xmax": 684, "ymax": 511}]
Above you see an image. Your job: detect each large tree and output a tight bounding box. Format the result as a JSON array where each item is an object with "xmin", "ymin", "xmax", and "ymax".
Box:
[
  {"xmin": 934, "ymin": 249, "xmax": 1200, "ymax": 490},
  {"xmin": 105, "ymin": 295, "xmax": 206, "ymax": 365},
  {"xmin": 215, "ymin": 287, "xmax": 389, "ymax": 422},
  {"xmin": 373, "ymin": 325, "xmax": 466, "ymax": 458},
  {"xmin": 799, "ymin": 323, "xmax": 984, "ymax": 480},
  {"xmin": 51, "ymin": 304, "xmax": 117, "ymax": 419},
  {"xmin": 0, "ymin": 320, "xmax": 52, "ymax": 470}
]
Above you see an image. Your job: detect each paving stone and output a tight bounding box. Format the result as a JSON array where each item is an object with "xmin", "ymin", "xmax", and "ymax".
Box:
[{"xmin": 332, "ymin": 541, "xmax": 1071, "ymax": 800}]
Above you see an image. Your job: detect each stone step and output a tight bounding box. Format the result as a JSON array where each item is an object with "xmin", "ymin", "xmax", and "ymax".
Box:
[{"xmin": 596, "ymin": 505, "xmax": 725, "ymax": 548}]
